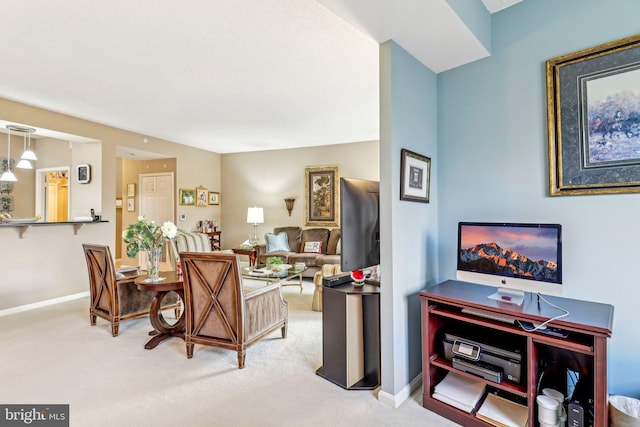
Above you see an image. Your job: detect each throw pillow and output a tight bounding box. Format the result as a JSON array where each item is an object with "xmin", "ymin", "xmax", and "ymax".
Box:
[
  {"xmin": 303, "ymin": 241, "xmax": 322, "ymax": 254},
  {"xmin": 265, "ymin": 232, "xmax": 291, "ymax": 253}
]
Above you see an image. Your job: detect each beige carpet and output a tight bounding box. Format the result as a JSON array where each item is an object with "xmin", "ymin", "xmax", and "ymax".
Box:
[{"xmin": 0, "ymin": 280, "xmax": 458, "ymax": 427}]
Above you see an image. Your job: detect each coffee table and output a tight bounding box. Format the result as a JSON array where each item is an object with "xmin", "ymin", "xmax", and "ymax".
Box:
[{"xmin": 242, "ymin": 265, "xmax": 307, "ymax": 293}]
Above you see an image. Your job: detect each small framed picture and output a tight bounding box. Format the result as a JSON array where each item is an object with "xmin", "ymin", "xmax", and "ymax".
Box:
[
  {"xmin": 196, "ymin": 187, "xmax": 208, "ymax": 207},
  {"xmin": 127, "ymin": 198, "xmax": 135, "ymax": 212},
  {"xmin": 179, "ymin": 188, "xmax": 196, "ymax": 206},
  {"xmin": 127, "ymin": 183, "xmax": 136, "ymax": 197},
  {"xmin": 208, "ymin": 191, "xmax": 220, "ymax": 205},
  {"xmin": 77, "ymin": 164, "xmax": 91, "ymax": 184},
  {"xmin": 400, "ymin": 148, "xmax": 431, "ymax": 203},
  {"xmin": 115, "ymin": 198, "xmax": 123, "ymax": 209}
]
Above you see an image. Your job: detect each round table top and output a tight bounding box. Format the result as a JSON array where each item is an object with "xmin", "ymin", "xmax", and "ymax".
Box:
[{"xmin": 135, "ymin": 271, "xmax": 183, "ymax": 292}]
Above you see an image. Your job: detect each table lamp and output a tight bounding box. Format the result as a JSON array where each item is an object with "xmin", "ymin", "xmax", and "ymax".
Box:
[{"xmin": 247, "ymin": 206, "xmax": 264, "ymax": 245}]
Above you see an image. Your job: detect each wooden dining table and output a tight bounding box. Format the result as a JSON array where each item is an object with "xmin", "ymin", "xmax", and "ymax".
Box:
[{"xmin": 135, "ymin": 271, "xmax": 185, "ymax": 350}]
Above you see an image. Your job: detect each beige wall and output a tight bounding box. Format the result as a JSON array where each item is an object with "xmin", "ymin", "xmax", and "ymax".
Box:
[
  {"xmin": 0, "ymin": 98, "xmax": 221, "ymax": 310},
  {"xmin": 220, "ymin": 140, "xmax": 379, "ymax": 251}
]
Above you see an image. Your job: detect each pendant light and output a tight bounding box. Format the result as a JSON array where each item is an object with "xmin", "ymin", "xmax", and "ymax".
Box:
[
  {"xmin": 19, "ymin": 126, "xmax": 37, "ymax": 161},
  {"xmin": 0, "ymin": 126, "xmax": 17, "ymax": 182},
  {"xmin": 16, "ymin": 127, "xmax": 36, "ymax": 169}
]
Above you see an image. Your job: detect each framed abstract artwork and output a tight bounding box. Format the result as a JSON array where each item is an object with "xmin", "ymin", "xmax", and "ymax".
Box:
[
  {"xmin": 547, "ymin": 34, "xmax": 640, "ymax": 196},
  {"xmin": 304, "ymin": 165, "xmax": 339, "ymax": 226},
  {"xmin": 400, "ymin": 148, "xmax": 431, "ymax": 203}
]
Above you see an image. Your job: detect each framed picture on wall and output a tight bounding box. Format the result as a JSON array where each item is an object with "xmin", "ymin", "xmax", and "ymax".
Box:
[
  {"xmin": 179, "ymin": 189, "xmax": 195, "ymax": 206},
  {"xmin": 547, "ymin": 34, "xmax": 640, "ymax": 195},
  {"xmin": 127, "ymin": 183, "xmax": 136, "ymax": 197},
  {"xmin": 400, "ymin": 148, "xmax": 431, "ymax": 203},
  {"xmin": 127, "ymin": 198, "xmax": 135, "ymax": 212},
  {"xmin": 304, "ymin": 165, "xmax": 339, "ymax": 227},
  {"xmin": 77, "ymin": 164, "xmax": 91, "ymax": 184},
  {"xmin": 208, "ymin": 191, "xmax": 220, "ymax": 205},
  {"xmin": 196, "ymin": 187, "xmax": 208, "ymax": 207}
]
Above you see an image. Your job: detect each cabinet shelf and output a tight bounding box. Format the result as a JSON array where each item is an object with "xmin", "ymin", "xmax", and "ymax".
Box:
[
  {"xmin": 431, "ymin": 356, "xmax": 528, "ymax": 398},
  {"xmin": 420, "ymin": 280, "xmax": 613, "ymax": 426}
]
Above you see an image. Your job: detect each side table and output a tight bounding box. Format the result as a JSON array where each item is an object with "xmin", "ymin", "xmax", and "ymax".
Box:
[
  {"xmin": 232, "ymin": 247, "xmax": 257, "ymax": 266},
  {"xmin": 135, "ymin": 271, "xmax": 185, "ymax": 350}
]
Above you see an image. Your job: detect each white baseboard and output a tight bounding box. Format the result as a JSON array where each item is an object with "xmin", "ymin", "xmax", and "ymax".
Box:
[
  {"xmin": 0, "ymin": 291, "xmax": 89, "ymax": 317},
  {"xmin": 377, "ymin": 374, "xmax": 423, "ymax": 408}
]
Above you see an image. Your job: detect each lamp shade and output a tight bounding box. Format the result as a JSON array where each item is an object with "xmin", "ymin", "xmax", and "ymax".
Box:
[{"xmin": 246, "ymin": 207, "xmax": 264, "ymax": 224}]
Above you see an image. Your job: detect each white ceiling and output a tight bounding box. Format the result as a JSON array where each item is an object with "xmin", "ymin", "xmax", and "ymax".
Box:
[{"xmin": 0, "ymin": 0, "xmax": 519, "ymax": 155}]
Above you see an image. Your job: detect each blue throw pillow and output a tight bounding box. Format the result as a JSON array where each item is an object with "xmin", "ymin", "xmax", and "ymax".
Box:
[{"xmin": 265, "ymin": 232, "xmax": 291, "ymax": 253}]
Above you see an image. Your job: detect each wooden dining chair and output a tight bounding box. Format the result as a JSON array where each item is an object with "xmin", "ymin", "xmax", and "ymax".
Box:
[
  {"xmin": 83, "ymin": 243, "xmax": 171, "ymax": 337},
  {"xmin": 180, "ymin": 252, "xmax": 288, "ymax": 368}
]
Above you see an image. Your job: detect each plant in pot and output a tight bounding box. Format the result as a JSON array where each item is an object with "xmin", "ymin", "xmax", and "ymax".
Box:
[{"xmin": 266, "ymin": 256, "xmax": 283, "ymax": 270}]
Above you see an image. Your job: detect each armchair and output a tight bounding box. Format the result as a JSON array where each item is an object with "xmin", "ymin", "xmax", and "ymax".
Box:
[
  {"xmin": 180, "ymin": 252, "xmax": 288, "ymax": 368},
  {"xmin": 83, "ymin": 243, "xmax": 159, "ymax": 336}
]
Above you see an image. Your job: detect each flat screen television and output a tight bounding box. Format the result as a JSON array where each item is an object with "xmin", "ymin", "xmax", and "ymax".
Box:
[
  {"xmin": 340, "ymin": 178, "xmax": 380, "ymax": 279},
  {"xmin": 456, "ymin": 222, "xmax": 562, "ymax": 305}
]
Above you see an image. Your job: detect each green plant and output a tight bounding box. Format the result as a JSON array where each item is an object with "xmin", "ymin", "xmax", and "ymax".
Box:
[
  {"xmin": 266, "ymin": 256, "xmax": 283, "ymax": 265},
  {"xmin": 123, "ymin": 216, "xmax": 178, "ymax": 258}
]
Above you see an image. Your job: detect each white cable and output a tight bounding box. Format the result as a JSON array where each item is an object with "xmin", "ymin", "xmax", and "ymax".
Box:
[{"xmin": 516, "ymin": 293, "xmax": 570, "ymax": 332}]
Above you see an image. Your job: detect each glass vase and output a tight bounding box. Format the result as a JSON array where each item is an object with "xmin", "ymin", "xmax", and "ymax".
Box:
[{"xmin": 146, "ymin": 246, "xmax": 163, "ymax": 282}]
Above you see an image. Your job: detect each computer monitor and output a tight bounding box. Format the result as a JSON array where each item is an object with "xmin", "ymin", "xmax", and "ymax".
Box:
[{"xmin": 456, "ymin": 222, "xmax": 562, "ymax": 305}]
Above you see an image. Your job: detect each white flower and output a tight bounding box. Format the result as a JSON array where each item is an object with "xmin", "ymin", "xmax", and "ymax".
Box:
[
  {"xmin": 161, "ymin": 221, "xmax": 178, "ymax": 239},
  {"xmin": 137, "ymin": 215, "xmax": 145, "ymax": 222}
]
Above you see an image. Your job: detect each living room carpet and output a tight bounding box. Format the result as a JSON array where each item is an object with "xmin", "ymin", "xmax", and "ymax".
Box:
[{"xmin": 0, "ymin": 280, "xmax": 457, "ymax": 426}]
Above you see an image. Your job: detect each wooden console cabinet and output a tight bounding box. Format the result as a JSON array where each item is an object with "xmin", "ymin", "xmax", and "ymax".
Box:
[
  {"xmin": 419, "ymin": 280, "xmax": 613, "ymax": 426},
  {"xmin": 316, "ymin": 283, "xmax": 380, "ymax": 390}
]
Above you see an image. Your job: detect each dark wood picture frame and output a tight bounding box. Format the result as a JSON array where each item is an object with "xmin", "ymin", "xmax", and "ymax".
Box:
[
  {"xmin": 305, "ymin": 165, "xmax": 339, "ymax": 226},
  {"xmin": 547, "ymin": 34, "xmax": 640, "ymax": 196},
  {"xmin": 400, "ymin": 148, "xmax": 430, "ymax": 203}
]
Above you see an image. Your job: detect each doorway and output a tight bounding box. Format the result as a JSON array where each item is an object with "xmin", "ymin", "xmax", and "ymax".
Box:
[
  {"xmin": 35, "ymin": 167, "xmax": 70, "ymax": 222},
  {"xmin": 138, "ymin": 172, "xmax": 175, "ymax": 267}
]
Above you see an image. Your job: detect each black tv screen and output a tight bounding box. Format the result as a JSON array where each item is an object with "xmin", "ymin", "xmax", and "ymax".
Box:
[{"xmin": 340, "ymin": 178, "xmax": 380, "ymax": 273}]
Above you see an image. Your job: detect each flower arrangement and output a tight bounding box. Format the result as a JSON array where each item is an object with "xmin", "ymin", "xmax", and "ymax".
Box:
[
  {"xmin": 123, "ymin": 216, "xmax": 178, "ymax": 280},
  {"xmin": 123, "ymin": 216, "xmax": 178, "ymax": 257}
]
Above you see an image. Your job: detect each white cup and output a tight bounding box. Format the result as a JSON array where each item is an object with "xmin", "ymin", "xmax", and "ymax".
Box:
[
  {"xmin": 537, "ymin": 394, "xmax": 559, "ymax": 424},
  {"xmin": 543, "ymin": 388, "xmax": 565, "ymax": 417}
]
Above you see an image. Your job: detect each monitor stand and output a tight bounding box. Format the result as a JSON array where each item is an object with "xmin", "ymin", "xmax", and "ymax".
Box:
[{"xmin": 488, "ymin": 287, "xmax": 525, "ymax": 306}]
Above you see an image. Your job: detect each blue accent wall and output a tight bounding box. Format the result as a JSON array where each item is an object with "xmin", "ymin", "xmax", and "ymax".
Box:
[
  {"xmin": 380, "ymin": 40, "xmax": 438, "ymax": 398},
  {"xmin": 438, "ymin": 0, "xmax": 640, "ymax": 396}
]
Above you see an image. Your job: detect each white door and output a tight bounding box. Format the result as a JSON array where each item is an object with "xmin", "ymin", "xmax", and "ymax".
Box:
[{"xmin": 138, "ymin": 172, "xmax": 175, "ymax": 266}]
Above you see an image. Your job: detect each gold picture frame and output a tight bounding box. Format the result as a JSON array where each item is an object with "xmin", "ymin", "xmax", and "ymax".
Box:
[
  {"xmin": 127, "ymin": 183, "xmax": 136, "ymax": 197},
  {"xmin": 196, "ymin": 187, "xmax": 208, "ymax": 207},
  {"xmin": 547, "ymin": 34, "xmax": 640, "ymax": 196},
  {"xmin": 304, "ymin": 165, "xmax": 339, "ymax": 227},
  {"xmin": 179, "ymin": 188, "xmax": 195, "ymax": 206},
  {"xmin": 208, "ymin": 191, "xmax": 220, "ymax": 205}
]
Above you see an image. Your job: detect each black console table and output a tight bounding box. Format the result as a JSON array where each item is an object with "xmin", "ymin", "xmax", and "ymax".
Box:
[{"xmin": 316, "ymin": 283, "xmax": 380, "ymax": 390}]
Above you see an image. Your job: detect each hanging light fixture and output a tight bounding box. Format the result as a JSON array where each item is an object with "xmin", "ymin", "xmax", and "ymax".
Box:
[
  {"xmin": 16, "ymin": 126, "xmax": 36, "ymax": 169},
  {"xmin": 0, "ymin": 126, "xmax": 17, "ymax": 182},
  {"xmin": 19, "ymin": 126, "xmax": 37, "ymax": 161}
]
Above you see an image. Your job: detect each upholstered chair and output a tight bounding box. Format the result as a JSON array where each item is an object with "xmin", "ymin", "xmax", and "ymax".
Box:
[
  {"xmin": 180, "ymin": 252, "xmax": 288, "ymax": 368},
  {"xmin": 312, "ymin": 263, "xmax": 343, "ymax": 311},
  {"xmin": 83, "ymin": 243, "xmax": 160, "ymax": 337},
  {"xmin": 168, "ymin": 231, "xmax": 213, "ymax": 270}
]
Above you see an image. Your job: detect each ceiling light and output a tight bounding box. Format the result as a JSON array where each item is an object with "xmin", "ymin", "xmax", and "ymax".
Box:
[
  {"xmin": 0, "ymin": 126, "xmax": 17, "ymax": 182},
  {"xmin": 16, "ymin": 158, "xmax": 32, "ymax": 169},
  {"xmin": 16, "ymin": 126, "xmax": 37, "ymax": 161}
]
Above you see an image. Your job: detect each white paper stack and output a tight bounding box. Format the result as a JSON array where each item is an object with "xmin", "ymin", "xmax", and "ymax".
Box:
[
  {"xmin": 433, "ymin": 371, "xmax": 486, "ymax": 413},
  {"xmin": 476, "ymin": 392, "xmax": 529, "ymax": 427}
]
